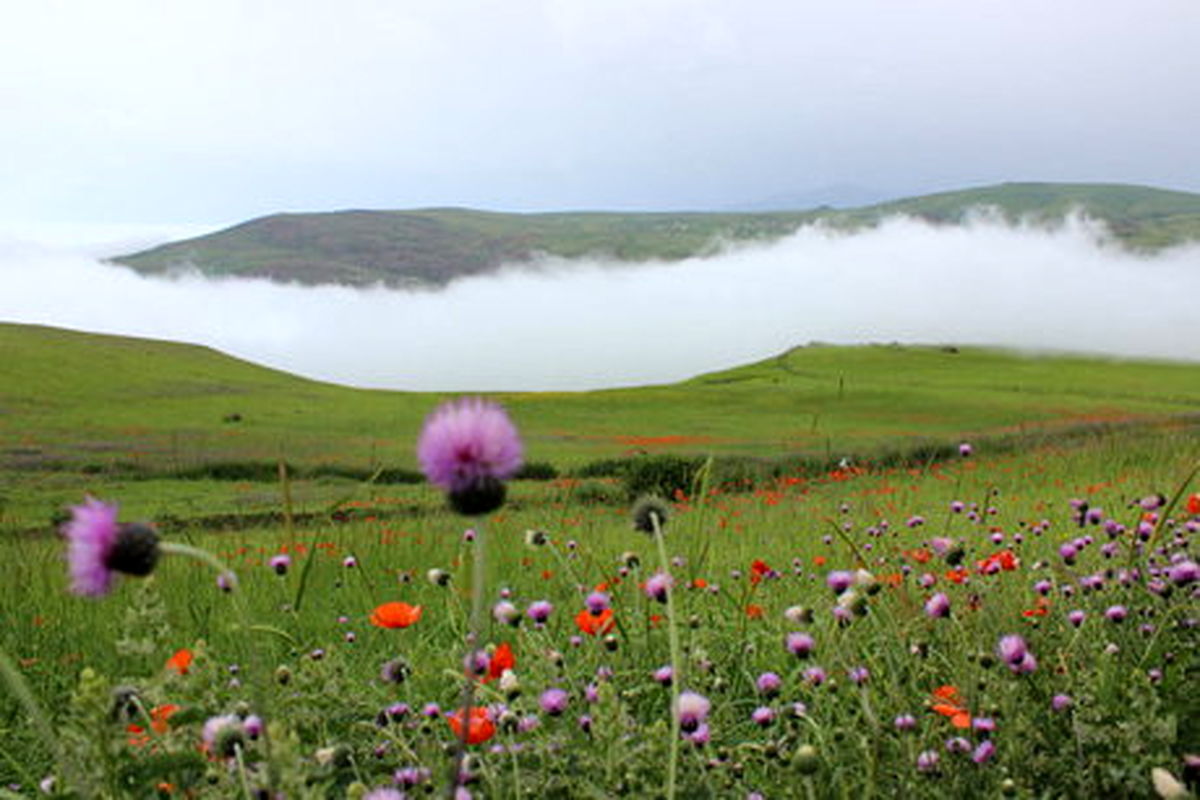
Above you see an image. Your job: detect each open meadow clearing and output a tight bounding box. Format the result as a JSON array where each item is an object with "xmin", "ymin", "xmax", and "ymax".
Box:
[{"xmin": 1, "ymin": 324, "xmax": 1198, "ymax": 798}]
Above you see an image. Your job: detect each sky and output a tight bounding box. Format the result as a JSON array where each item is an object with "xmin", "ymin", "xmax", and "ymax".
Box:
[
  {"xmin": 3, "ymin": 216, "xmax": 1198, "ymax": 390},
  {"xmin": 2, "ymin": 0, "xmax": 1198, "ymax": 227}
]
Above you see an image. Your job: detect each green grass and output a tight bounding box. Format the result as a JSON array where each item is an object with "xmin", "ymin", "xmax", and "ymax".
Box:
[{"xmin": 111, "ymin": 183, "xmax": 1200, "ymax": 288}]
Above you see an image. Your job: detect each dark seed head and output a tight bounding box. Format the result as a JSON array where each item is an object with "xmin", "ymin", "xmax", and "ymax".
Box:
[
  {"xmin": 631, "ymin": 496, "xmax": 670, "ymax": 535},
  {"xmin": 106, "ymin": 523, "xmax": 160, "ymax": 577}
]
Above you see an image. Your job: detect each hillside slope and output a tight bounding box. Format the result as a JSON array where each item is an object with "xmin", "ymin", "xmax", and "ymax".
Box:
[
  {"xmin": 3, "ymin": 324, "xmax": 1199, "ymax": 474},
  {"xmin": 111, "ymin": 183, "xmax": 1200, "ymax": 289}
]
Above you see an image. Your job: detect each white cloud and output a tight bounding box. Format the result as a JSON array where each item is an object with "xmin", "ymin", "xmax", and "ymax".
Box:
[{"xmin": 1, "ymin": 216, "xmax": 1197, "ymax": 391}]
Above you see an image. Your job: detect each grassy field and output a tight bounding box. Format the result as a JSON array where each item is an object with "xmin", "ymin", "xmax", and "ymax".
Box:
[
  {"xmin": 1, "ymin": 322, "xmax": 1198, "ymax": 797},
  {"xmin": 111, "ymin": 183, "xmax": 1200, "ymax": 288}
]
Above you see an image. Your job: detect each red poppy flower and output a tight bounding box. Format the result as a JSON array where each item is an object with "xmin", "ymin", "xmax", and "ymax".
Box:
[
  {"xmin": 483, "ymin": 642, "xmax": 515, "ymax": 683},
  {"xmin": 944, "ymin": 568, "xmax": 970, "ymax": 584},
  {"xmin": 574, "ymin": 607, "xmax": 615, "ymax": 636},
  {"xmin": 370, "ymin": 602, "xmax": 423, "ymax": 629},
  {"xmin": 446, "ymin": 706, "xmax": 496, "ymax": 745},
  {"xmin": 903, "ymin": 548, "xmax": 933, "ymax": 564},
  {"xmin": 749, "ymin": 559, "xmax": 771, "ymax": 586},
  {"xmin": 1188, "ymin": 493, "xmax": 1200, "ymax": 516},
  {"xmin": 165, "ymin": 649, "xmax": 193, "ymax": 675},
  {"xmin": 127, "ymin": 703, "xmax": 180, "ymax": 746},
  {"xmin": 692, "ymin": 578, "xmax": 708, "ymax": 589},
  {"xmin": 930, "ymin": 685, "xmax": 971, "ymax": 729},
  {"xmin": 745, "ymin": 604, "xmax": 764, "ymax": 619}
]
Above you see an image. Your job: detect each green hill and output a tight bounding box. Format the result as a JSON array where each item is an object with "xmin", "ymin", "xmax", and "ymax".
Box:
[
  {"xmin": 3, "ymin": 323, "xmax": 1199, "ymax": 478},
  {"xmin": 110, "ymin": 183, "xmax": 1200, "ymax": 289}
]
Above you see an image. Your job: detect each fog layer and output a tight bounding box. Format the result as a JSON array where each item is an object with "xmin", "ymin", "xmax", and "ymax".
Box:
[{"xmin": 1, "ymin": 216, "xmax": 1197, "ymax": 391}]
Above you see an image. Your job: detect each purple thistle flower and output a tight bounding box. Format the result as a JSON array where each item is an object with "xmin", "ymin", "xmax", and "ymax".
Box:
[
  {"xmin": 750, "ymin": 706, "xmax": 775, "ymax": 727},
  {"xmin": 785, "ymin": 632, "xmax": 815, "ymax": 658},
  {"xmin": 996, "ymin": 634, "xmax": 1028, "ymax": 665},
  {"xmin": 653, "ymin": 666, "xmax": 674, "ymax": 686},
  {"xmin": 1051, "ymin": 694, "xmax": 1073, "ymax": 712},
  {"xmin": 945, "ymin": 737, "xmax": 971, "ymax": 754},
  {"xmin": 1105, "ymin": 605, "xmax": 1128, "ymax": 623},
  {"xmin": 959, "ymin": 442, "xmax": 973, "ymax": 457},
  {"xmin": 971, "ymin": 740, "xmax": 996, "ymax": 764},
  {"xmin": 539, "ymin": 688, "xmax": 569, "ymax": 716},
  {"xmin": 1067, "ymin": 609, "xmax": 1086, "ymax": 627},
  {"xmin": 644, "ymin": 571, "xmax": 673, "ymax": 603},
  {"xmin": 1168, "ymin": 560, "xmax": 1199, "ymax": 586},
  {"xmin": 802, "ymin": 666, "xmax": 827, "ymax": 686},
  {"xmin": 924, "ymin": 592, "xmax": 951, "ymax": 618},
  {"xmin": 269, "ymin": 554, "xmax": 290, "ymax": 575},
  {"xmin": 847, "ymin": 666, "xmax": 870, "ymax": 685},
  {"xmin": 585, "ymin": 591, "xmax": 610, "ymax": 614},
  {"xmin": 916, "ymin": 750, "xmax": 940, "ymax": 773},
  {"xmin": 526, "ymin": 600, "xmax": 553, "ymax": 625},
  {"xmin": 755, "ymin": 672, "xmax": 782, "ymax": 697},
  {"xmin": 826, "ymin": 570, "xmax": 854, "ymax": 594},
  {"xmin": 416, "ymin": 397, "xmax": 523, "ymax": 515},
  {"xmin": 894, "ymin": 714, "xmax": 917, "ymax": 731},
  {"xmin": 675, "ymin": 691, "xmax": 711, "ymax": 733},
  {"xmin": 62, "ymin": 497, "xmax": 160, "ymax": 596}
]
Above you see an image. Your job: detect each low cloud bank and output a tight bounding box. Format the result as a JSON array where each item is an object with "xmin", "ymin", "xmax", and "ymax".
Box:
[{"xmin": 1, "ymin": 215, "xmax": 1197, "ymax": 391}]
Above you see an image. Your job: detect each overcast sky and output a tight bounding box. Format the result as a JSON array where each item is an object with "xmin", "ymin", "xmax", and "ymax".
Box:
[{"xmin": 2, "ymin": 0, "xmax": 1198, "ymax": 227}]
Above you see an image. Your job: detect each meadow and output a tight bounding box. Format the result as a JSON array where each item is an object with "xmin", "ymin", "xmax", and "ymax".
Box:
[{"xmin": 1, "ymin": 323, "xmax": 1198, "ymax": 798}]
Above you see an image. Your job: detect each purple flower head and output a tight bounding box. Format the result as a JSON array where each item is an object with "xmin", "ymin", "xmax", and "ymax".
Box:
[
  {"xmin": 826, "ymin": 570, "xmax": 854, "ymax": 594},
  {"xmin": 785, "ymin": 632, "xmax": 815, "ymax": 658},
  {"xmin": 1168, "ymin": 560, "xmax": 1199, "ymax": 586},
  {"xmin": 1104, "ymin": 605, "xmax": 1127, "ymax": 623},
  {"xmin": 417, "ymin": 397, "xmax": 523, "ymax": 515},
  {"xmin": 847, "ymin": 666, "xmax": 870, "ymax": 685},
  {"xmin": 894, "ymin": 714, "xmax": 917, "ymax": 731},
  {"xmin": 802, "ymin": 666, "xmax": 827, "ymax": 686},
  {"xmin": 1067, "ymin": 609, "xmax": 1086, "ymax": 627},
  {"xmin": 492, "ymin": 600, "xmax": 521, "ymax": 627},
  {"xmin": 916, "ymin": 750, "xmax": 940, "ymax": 773},
  {"xmin": 653, "ymin": 666, "xmax": 674, "ymax": 686},
  {"xmin": 675, "ymin": 691, "xmax": 711, "ymax": 732},
  {"xmin": 755, "ymin": 672, "xmax": 782, "ymax": 697},
  {"xmin": 996, "ymin": 634, "xmax": 1028, "ymax": 665},
  {"xmin": 269, "ymin": 554, "xmax": 291, "ymax": 575},
  {"xmin": 342, "ymin": 556, "xmax": 358, "ymax": 568},
  {"xmin": 63, "ymin": 498, "xmax": 163, "ymax": 596},
  {"xmin": 539, "ymin": 688, "xmax": 569, "ymax": 716},
  {"xmin": 202, "ymin": 714, "xmax": 244, "ymax": 758},
  {"xmin": 971, "ymin": 740, "xmax": 996, "ymax": 764},
  {"xmin": 959, "ymin": 442, "xmax": 973, "ymax": 457},
  {"xmin": 684, "ymin": 722, "xmax": 710, "ymax": 745},
  {"xmin": 750, "ymin": 706, "xmax": 775, "ymax": 727},
  {"xmin": 585, "ymin": 591, "xmax": 610, "ymax": 615},
  {"xmin": 924, "ymin": 592, "xmax": 951, "ymax": 619},
  {"xmin": 526, "ymin": 600, "xmax": 553, "ymax": 625},
  {"xmin": 1051, "ymin": 694, "xmax": 1073, "ymax": 712},
  {"xmin": 644, "ymin": 571, "xmax": 673, "ymax": 603},
  {"xmin": 945, "ymin": 737, "xmax": 971, "ymax": 754}
]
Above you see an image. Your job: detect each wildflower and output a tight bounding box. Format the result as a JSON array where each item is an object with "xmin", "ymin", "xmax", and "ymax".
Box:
[
  {"xmin": 1187, "ymin": 493, "xmax": 1200, "ymax": 516},
  {"xmin": 631, "ymin": 495, "xmax": 671, "ymax": 534},
  {"xmin": 1051, "ymin": 694, "xmax": 1073, "ymax": 712},
  {"xmin": 126, "ymin": 703, "xmax": 180, "ymax": 745},
  {"xmin": 364, "ymin": 789, "xmax": 404, "ymax": 800},
  {"xmin": 526, "ymin": 600, "xmax": 553, "ymax": 625},
  {"xmin": 750, "ymin": 706, "xmax": 775, "ymax": 727},
  {"xmin": 916, "ymin": 750, "xmax": 940, "ymax": 773},
  {"xmin": 492, "ymin": 600, "xmax": 521, "ymax": 627},
  {"xmin": 585, "ymin": 591, "xmax": 611, "ymax": 615},
  {"xmin": 165, "ymin": 648, "xmax": 193, "ymax": 675},
  {"xmin": 996, "ymin": 634, "xmax": 1028, "ymax": 666},
  {"xmin": 524, "ymin": 529, "xmax": 549, "ymax": 547},
  {"xmin": 894, "ymin": 714, "xmax": 917, "ymax": 731},
  {"xmin": 202, "ymin": 714, "xmax": 245, "ymax": 758},
  {"xmin": 268, "ymin": 554, "xmax": 290, "ymax": 575},
  {"xmin": 574, "ymin": 608, "xmax": 615, "ymax": 636},
  {"xmin": 539, "ymin": 688, "xmax": 569, "ymax": 716},
  {"xmin": 446, "ymin": 707, "xmax": 496, "ymax": 745},
  {"xmin": 483, "ymin": 643, "xmax": 515, "ymax": 683},
  {"xmin": 1104, "ymin": 605, "xmax": 1128, "ymax": 623},
  {"xmin": 924, "ymin": 592, "xmax": 951, "ymax": 618},
  {"xmin": 802, "ymin": 666, "xmax": 827, "ymax": 686},
  {"xmin": 1067, "ymin": 609, "xmax": 1086, "ymax": 627},
  {"xmin": 427, "ymin": 568, "xmax": 451, "ymax": 587},
  {"xmin": 417, "ymin": 397, "xmax": 523, "ymax": 516},
  {"xmin": 653, "ymin": 666, "xmax": 674, "ymax": 686},
  {"xmin": 243, "ymin": 715, "xmax": 264, "ymax": 739},
  {"xmin": 959, "ymin": 442, "xmax": 973, "ymax": 457},
  {"xmin": 826, "ymin": 570, "xmax": 854, "ymax": 594},
  {"xmin": 675, "ymin": 691, "xmax": 711, "ymax": 733},
  {"xmin": 930, "ymin": 685, "xmax": 971, "ymax": 729},
  {"xmin": 63, "ymin": 497, "xmax": 160, "ymax": 596},
  {"xmin": 644, "ymin": 571, "xmax": 673, "ymax": 603},
  {"xmin": 784, "ymin": 631, "xmax": 815, "ymax": 658},
  {"xmin": 847, "ymin": 666, "xmax": 870, "ymax": 685},
  {"xmin": 380, "ymin": 658, "xmax": 411, "ymax": 685},
  {"xmin": 1168, "ymin": 560, "xmax": 1198, "ymax": 586},
  {"xmin": 755, "ymin": 672, "xmax": 781, "ymax": 697},
  {"xmin": 370, "ymin": 602, "xmax": 423, "ymax": 629},
  {"xmin": 749, "ymin": 559, "xmax": 772, "ymax": 586}
]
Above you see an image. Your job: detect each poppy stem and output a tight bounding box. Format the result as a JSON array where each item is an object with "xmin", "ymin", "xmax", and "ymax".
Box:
[{"xmin": 651, "ymin": 511, "xmax": 680, "ymax": 800}]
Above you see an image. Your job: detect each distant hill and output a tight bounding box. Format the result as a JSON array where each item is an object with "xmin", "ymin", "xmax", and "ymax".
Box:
[{"xmin": 111, "ymin": 182, "xmax": 1200, "ymax": 289}]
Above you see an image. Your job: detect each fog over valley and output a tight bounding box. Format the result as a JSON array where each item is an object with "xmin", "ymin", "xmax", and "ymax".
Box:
[{"xmin": 2, "ymin": 215, "xmax": 1198, "ymax": 391}]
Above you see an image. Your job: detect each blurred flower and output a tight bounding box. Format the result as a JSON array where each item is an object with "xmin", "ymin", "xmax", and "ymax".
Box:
[
  {"xmin": 539, "ymin": 688, "xmax": 569, "ymax": 716},
  {"xmin": 631, "ymin": 495, "xmax": 671, "ymax": 535},
  {"xmin": 165, "ymin": 648, "xmax": 193, "ymax": 675},
  {"xmin": 675, "ymin": 691, "xmax": 711, "ymax": 733},
  {"xmin": 574, "ymin": 608, "xmax": 615, "ymax": 636},
  {"xmin": 526, "ymin": 600, "xmax": 553, "ymax": 625},
  {"xmin": 483, "ymin": 643, "xmax": 515, "ymax": 683},
  {"xmin": 446, "ymin": 707, "xmax": 496, "ymax": 745},
  {"xmin": 417, "ymin": 397, "xmax": 523, "ymax": 516},
  {"xmin": 786, "ymin": 632, "xmax": 815, "ymax": 658},
  {"xmin": 644, "ymin": 571, "xmax": 674, "ymax": 603},
  {"xmin": 370, "ymin": 602, "xmax": 423, "ymax": 629},
  {"xmin": 930, "ymin": 685, "xmax": 971, "ymax": 729},
  {"xmin": 269, "ymin": 554, "xmax": 291, "ymax": 575},
  {"xmin": 63, "ymin": 497, "xmax": 160, "ymax": 596},
  {"xmin": 924, "ymin": 592, "xmax": 951, "ymax": 618}
]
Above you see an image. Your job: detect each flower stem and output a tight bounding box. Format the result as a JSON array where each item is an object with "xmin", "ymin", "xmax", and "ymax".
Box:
[
  {"xmin": 449, "ymin": 521, "xmax": 488, "ymax": 797},
  {"xmin": 651, "ymin": 511, "xmax": 680, "ymax": 800},
  {"xmin": 158, "ymin": 542, "xmax": 238, "ymax": 588},
  {"xmin": 0, "ymin": 646, "xmax": 64, "ymax": 785}
]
